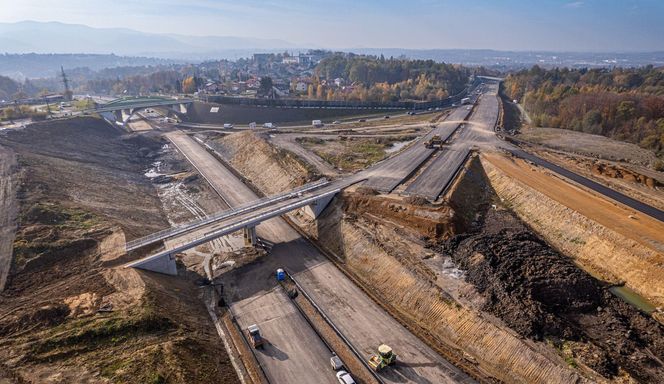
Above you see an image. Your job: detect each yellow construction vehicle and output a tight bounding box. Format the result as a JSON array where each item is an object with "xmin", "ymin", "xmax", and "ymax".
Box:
[
  {"xmin": 424, "ymin": 135, "xmax": 443, "ymax": 149},
  {"xmin": 367, "ymin": 344, "xmax": 397, "ymax": 371}
]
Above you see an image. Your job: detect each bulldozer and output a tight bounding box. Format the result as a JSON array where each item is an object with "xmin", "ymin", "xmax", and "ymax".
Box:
[
  {"xmin": 424, "ymin": 135, "xmax": 443, "ymax": 149},
  {"xmin": 368, "ymin": 344, "xmax": 397, "ymax": 371}
]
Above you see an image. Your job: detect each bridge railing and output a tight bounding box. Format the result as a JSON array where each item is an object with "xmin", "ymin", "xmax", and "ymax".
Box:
[
  {"xmin": 125, "ymin": 178, "xmax": 329, "ymax": 251},
  {"xmin": 127, "ymin": 187, "xmax": 342, "ymax": 267}
]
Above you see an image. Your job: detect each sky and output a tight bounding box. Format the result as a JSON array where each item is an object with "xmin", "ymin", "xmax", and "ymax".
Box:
[{"xmin": 0, "ymin": 0, "xmax": 662, "ymax": 51}]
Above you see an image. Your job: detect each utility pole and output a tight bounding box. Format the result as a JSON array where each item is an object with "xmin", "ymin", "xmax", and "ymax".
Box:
[{"xmin": 60, "ymin": 66, "xmax": 72, "ymax": 101}]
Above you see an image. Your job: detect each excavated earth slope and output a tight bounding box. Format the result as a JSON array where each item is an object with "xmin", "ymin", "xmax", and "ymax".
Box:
[
  {"xmin": 210, "ymin": 130, "xmax": 315, "ymax": 195},
  {"xmin": 0, "ymin": 118, "xmax": 239, "ymax": 384}
]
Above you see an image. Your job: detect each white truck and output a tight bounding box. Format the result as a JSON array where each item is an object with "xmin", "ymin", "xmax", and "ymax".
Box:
[
  {"xmin": 312, "ymin": 119, "xmax": 324, "ymax": 128},
  {"xmin": 461, "ymin": 97, "xmax": 471, "ymax": 105}
]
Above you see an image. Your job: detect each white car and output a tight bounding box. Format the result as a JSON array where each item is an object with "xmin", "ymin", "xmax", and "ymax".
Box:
[{"xmin": 336, "ymin": 370, "xmax": 356, "ymax": 384}]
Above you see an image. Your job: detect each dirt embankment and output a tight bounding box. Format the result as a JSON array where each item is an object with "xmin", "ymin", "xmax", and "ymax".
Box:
[
  {"xmin": 312, "ymin": 192, "xmax": 587, "ymax": 383},
  {"xmin": 0, "ymin": 117, "xmax": 239, "ymax": 384},
  {"xmin": 442, "ymin": 208, "xmax": 664, "ymax": 382},
  {"xmin": 309, "ymin": 153, "xmax": 664, "ymax": 383},
  {"xmin": 210, "ymin": 130, "xmax": 316, "ymax": 195},
  {"xmin": 341, "ymin": 187, "xmax": 457, "ymax": 239},
  {"xmin": 0, "ymin": 145, "xmax": 18, "ymax": 291},
  {"xmin": 481, "ymin": 152, "xmax": 664, "ymax": 309}
]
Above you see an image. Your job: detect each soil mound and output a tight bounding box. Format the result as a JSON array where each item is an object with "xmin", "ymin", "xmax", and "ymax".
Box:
[{"xmin": 443, "ymin": 209, "xmax": 664, "ymax": 381}]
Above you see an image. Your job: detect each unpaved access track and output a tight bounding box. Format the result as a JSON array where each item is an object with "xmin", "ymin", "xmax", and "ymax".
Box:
[
  {"xmin": 268, "ymin": 133, "xmax": 340, "ymax": 177},
  {"xmin": 0, "ymin": 145, "xmax": 17, "ymax": 291},
  {"xmin": 166, "ymin": 130, "xmax": 476, "ymax": 383}
]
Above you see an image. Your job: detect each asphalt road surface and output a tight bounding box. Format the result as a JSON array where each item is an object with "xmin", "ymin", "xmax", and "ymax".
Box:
[
  {"xmin": 404, "ymin": 83, "xmax": 501, "ymax": 200},
  {"xmin": 362, "ymin": 106, "xmax": 472, "ymax": 193},
  {"xmin": 404, "ymin": 147, "xmax": 471, "ymax": 200},
  {"xmin": 166, "ymin": 131, "xmax": 338, "ymax": 384},
  {"xmin": 509, "ymin": 149, "xmax": 664, "ymax": 222},
  {"xmin": 167, "ymin": 130, "xmax": 475, "ymax": 383}
]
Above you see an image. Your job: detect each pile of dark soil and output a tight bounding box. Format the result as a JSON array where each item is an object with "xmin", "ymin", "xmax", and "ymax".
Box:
[{"xmin": 441, "ymin": 209, "xmax": 664, "ymax": 381}]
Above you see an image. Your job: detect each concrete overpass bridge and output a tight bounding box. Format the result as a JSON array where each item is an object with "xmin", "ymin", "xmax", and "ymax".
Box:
[
  {"xmin": 124, "ymin": 178, "xmax": 350, "ymax": 275},
  {"xmin": 89, "ymin": 96, "xmax": 194, "ymax": 123}
]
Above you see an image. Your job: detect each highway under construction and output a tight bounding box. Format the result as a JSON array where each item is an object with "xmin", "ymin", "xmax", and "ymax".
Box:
[{"xmin": 2, "ymin": 76, "xmax": 663, "ymax": 384}]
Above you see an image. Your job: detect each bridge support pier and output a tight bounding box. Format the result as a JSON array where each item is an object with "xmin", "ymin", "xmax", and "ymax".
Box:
[{"xmin": 243, "ymin": 226, "xmax": 257, "ymax": 247}]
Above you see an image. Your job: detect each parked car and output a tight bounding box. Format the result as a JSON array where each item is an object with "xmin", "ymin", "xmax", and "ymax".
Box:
[
  {"xmin": 358, "ymin": 119, "xmax": 366, "ymax": 122},
  {"xmin": 336, "ymin": 370, "xmax": 356, "ymax": 384},
  {"xmin": 223, "ymin": 123, "xmax": 234, "ymax": 129},
  {"xmin": 333, "ymin": 120, "xmax": 341, "ymax": 125},
  {"xmin": 384, "ymin": 115, "xmax": 390, "ymax": 119}
]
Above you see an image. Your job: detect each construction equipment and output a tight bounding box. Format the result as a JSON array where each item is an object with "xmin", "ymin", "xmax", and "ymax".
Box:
[
  {"xmin": 246, "ymin": 324, "xmax": 265, "ymax": 349},
  {"xmin": 424, "ymin": 135, "xmax": 444, "ymax": 149},
  {"xmin": 367, "ymin": 344, "xmax": 397, "ymax": 371}
]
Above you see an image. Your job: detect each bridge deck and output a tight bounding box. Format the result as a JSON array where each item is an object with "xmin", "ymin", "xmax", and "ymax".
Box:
[{"xmin": 125, "ymin": 178, "xmax": 329, "ymax": 252}]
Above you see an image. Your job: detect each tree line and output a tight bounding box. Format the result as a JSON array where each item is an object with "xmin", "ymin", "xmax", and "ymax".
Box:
[
  {"xmin": 313, "ymin": 54, "xmax": 471, "ymax": 102},
  {"xmin": 504, "ymin": 65, "xmax": 664, "ymax": 155}
]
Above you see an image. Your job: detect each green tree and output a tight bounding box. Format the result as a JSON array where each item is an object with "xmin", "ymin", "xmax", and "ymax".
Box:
[{"xmin": 259, "ymin": 77, "xmax": 273, "ymax": 95}]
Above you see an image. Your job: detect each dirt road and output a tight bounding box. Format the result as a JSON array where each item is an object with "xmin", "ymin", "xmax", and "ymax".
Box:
[
  {"xmin": 167, "ymin": 130, "xmax": 476, "ymax": 383},
  {"xmin": 269, "ymin": 134, "xmax": 340, "ymax": 177},
  {"xmin": 0, "ymin": 145, "xmax": 17, "ymax": 291}
]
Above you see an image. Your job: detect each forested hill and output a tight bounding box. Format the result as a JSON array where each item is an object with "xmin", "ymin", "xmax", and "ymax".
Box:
[
  {"xmin": 504, "ymin": 66, "xmax": 664, "ymax": 155},
  {"xmin": 315, "ymin": 55, "xmax": 471, "ymax": 102},
  {"xmin": 0, "ymin": 75, "xmax": 19, "ymax": 101}
]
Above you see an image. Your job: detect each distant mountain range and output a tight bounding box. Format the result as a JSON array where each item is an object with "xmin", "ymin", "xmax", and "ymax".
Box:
[{"xmin": 0, "ymin": 21, "xmax": 297, "ymax": 58}]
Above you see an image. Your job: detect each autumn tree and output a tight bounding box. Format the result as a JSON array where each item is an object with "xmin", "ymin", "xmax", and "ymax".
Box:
[{"xmin": 182, "ymin": 76, "xmax": 196, "ymax": 94}]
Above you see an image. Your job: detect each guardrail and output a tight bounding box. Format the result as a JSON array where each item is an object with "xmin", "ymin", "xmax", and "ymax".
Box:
[{"xmin": 125, "ymin": 178, "xmax": 329, "ymax": 251}]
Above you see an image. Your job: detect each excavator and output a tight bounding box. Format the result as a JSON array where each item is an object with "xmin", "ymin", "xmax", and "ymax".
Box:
[{"xmin": 368, "ymin": 344, "xmax": 397, "ymax": 371}]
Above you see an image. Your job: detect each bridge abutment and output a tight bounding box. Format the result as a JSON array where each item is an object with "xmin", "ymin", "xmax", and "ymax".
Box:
[
  {"xmin": 129, "ymin": 253, "xmax": 178, "ymax": 276},
  {"xmin": 300, "ymin": 193, "xmax": 336, "ymax": 220}
]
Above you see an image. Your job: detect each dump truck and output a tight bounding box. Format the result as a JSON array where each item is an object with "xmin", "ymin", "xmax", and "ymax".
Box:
[
  {"xmin": 246, "ymin": 324, "xmax": 264, "ymax": 349},
  {"xmin": 424, "ymin": 135, "xmax": 444, "ymax": 149},
  {"xmin": 367, "ymin": 344, "xmax": 397, "ymax": 371}
]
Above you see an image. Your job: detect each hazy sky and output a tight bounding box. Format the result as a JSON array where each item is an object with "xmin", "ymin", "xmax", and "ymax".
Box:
[{"xmin": 0, "ymin": 0, "xmax": 662, "ymax": 51}]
